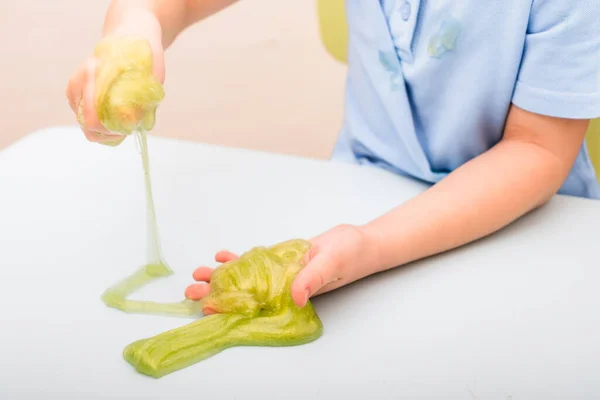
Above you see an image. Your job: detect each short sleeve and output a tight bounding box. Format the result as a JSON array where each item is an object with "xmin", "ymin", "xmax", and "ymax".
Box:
[{"xmin": 512, "ymin": 0, "xmax": 600, "ymax": 119}]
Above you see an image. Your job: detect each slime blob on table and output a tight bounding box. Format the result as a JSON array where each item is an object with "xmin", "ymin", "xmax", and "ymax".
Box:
[{"xmin": 124, "ymin": 239, "xmax": 324, "ymax": 379}]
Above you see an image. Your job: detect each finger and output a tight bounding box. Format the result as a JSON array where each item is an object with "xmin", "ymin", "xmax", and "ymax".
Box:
[
  {"xmin": 98, "ymin": 135, "xmax": 127, "ymax": 147},
  {"xmin": 202, "ymin": 307, "xmax": 217, "ymax": 315},
  {"xmin": 81, "ymin": 59, "xmax": 112, "ymax": 137},
  {"xmin": 290, "ymin": 253, "xmax": 339, "ymax": 308},
  {"xmin": 78, "ymin": 120, "xmax": 123, "ymax": 144},
  {"xmin": 215, "ymin": 251, "xmax": 238, "ymax": 264},
  {"xmin": 83, "ymin": 129, "xmax": 124, "ymax": 144},
  {"xmin": 192, "ymin": 266, "xmax": 213, "ymax": 282},
  {"xmin": 312, "ymin": 278, "xmax": 343, "ymax": 297},
  {"xmin": 66, "ymin": 62, "xmax": 86, "ymax": 114},
  {"xmin": 150, "ymin": 45, "xmax": 166, "ymax": 84},
  {"xmin": 184, "ymin": 283, "xmax": 211, "ymax": 301},
  {"xmin": 81, "ymin": 126, "xmax": 106, "ymax": 143}
]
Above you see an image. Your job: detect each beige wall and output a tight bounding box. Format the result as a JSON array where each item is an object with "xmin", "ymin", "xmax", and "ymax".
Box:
[{"xmin": 0, "ymin": 0, "xmax": 347, "ymax": 159}]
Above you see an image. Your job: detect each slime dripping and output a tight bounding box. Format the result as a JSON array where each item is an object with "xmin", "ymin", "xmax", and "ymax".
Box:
[{"xmin": 87, "ymin": 36, "xmax": 324, "ymax": 378}]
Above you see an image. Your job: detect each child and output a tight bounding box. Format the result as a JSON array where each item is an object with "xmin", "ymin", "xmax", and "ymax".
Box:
[{"xmin": 66, "ymin": 0, "xmax": 600, "ymax": 311}]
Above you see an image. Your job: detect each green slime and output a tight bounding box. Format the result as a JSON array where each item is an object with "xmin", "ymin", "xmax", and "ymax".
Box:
[
  {"xmin": 124, "ymin": 240, "xmax": 323, "ymax": 378},
  {"xmin": 90, "ymin": 36, "xmax": 324, "ymax": 378},
  {"xmin": 93, "ymin": 36, "xmax": 164, "ymax": 137}
]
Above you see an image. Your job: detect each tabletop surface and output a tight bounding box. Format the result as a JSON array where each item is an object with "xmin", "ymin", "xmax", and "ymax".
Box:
[{"xmin": 1, "ymin": 126, "xmax": 599, "ymax": 399}]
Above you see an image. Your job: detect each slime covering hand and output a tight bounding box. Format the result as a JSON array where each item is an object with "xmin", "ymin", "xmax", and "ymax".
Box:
[
  {"xmin": 76, "ymin": 36, "xmax": 165, "ymax": 145},
  {"xmin": 123, "ymin": 239, "xmax": 324, "ymax": 378}
]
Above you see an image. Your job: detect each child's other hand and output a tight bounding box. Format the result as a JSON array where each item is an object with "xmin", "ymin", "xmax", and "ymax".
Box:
[
  {"xmin": 185, "ymin": 225, "xmax": 379, "ymax": 310},
  {"xmin": 65, "ymin": 11, "xmax": 164, "ymax": 145}
]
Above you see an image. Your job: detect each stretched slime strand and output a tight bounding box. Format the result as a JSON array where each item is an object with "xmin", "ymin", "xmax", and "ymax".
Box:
[
  {"xmin": 123, "ymin": 239, "xmax": 324, "ymax": 378},
  {"xmin": 87, "ymin": 36, "xmax": 192, "ymax": 315},
  {"xmin": 101, "ymin": 129, "xmax": 189, "ymax": 315},
  {"xmin": 137, "ymin": 130, "xmax": 167, "ymax": 271},
  {"xmin": 101, "ymin": 130, "xmax": 202, "ymax": 317},
  {"xmin": 93, "ymin": 36, "xmax": 169, "ymax": 272}
]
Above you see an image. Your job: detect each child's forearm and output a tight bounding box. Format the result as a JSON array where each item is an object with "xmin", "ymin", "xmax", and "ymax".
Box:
[
  {"xmin": 362, "ymin": 141, "xmax": 562, "ymax": 272},
  {"xmin": 103, "ymin": 0, "xmax": 238, "ymax": 48},
  {"xmin": 361, "ymin": 107, "xmax": 587, "ymax": 274}
]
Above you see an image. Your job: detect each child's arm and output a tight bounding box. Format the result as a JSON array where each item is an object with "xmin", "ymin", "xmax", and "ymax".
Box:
[
  {"xmin": 186, "ymin": 105, "xmax": 589, "ymax": 307},
  {"xmin": 360, "ymin": 106, "xmax": 589, "ymax": 272},
  {"xmin": 290, "ymin": 105, "xmax": 589, "ymax": 305},
  {"xmin": 102, "ymin": 0, "xmax": 238, "ymax": 49}
]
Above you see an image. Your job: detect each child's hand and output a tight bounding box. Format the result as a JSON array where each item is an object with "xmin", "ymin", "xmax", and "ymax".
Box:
[
  {"xmin": 185, "ymin": 225, "xmax": 380, "ymax": 310},
  {"xmin": 65, "ymin": 11, "xmax": 165, "ymax": 145}
]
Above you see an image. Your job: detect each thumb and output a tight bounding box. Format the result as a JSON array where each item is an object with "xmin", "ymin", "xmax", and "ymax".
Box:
[{"xmin": 290, "ymin": 253, "xmax": 338, "ymax": 308}]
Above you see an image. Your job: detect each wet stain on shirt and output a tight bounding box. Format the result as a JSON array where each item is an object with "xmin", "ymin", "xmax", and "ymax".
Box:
[
  {"xmin": 428, "ymin": 16, "xmax": 462, "ymax": 58},
  {"xmin": 379, "ymin": 50, "xmax": 403, "ymax": 90}
]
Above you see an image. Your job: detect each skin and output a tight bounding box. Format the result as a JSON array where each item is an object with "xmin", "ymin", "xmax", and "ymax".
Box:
[{"xmin": 66, "ymin": 0, "xmax": 590, "ymax": 309}]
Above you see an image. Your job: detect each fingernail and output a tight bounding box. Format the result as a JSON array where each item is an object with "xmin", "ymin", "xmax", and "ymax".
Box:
[{"xmin": 202, "ymin": 307, "xmax": 217, "ymax": 315}]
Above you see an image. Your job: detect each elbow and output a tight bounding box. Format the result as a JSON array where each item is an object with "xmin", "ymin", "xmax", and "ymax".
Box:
[
  {"xmin": 501, "ymin": 106, "xmax": 589, "ymax": 207},
  {"xmin": 501, "ymin": 130, "xmax": 581, "ymax": 208},
  {"xmin": 532, "ymin": 149, "xmax": 573, "ymax": 208}
]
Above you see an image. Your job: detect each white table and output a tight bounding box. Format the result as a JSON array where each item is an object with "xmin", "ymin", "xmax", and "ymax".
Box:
[{"xmin": 1, "ymin": 126, "xmax": 599, "ymax": 399}]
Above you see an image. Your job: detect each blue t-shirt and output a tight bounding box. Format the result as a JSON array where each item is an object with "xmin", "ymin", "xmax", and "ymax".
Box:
[{"xmin": 332, "ymin": 0, "xmax": 600, "ymax": 199}]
